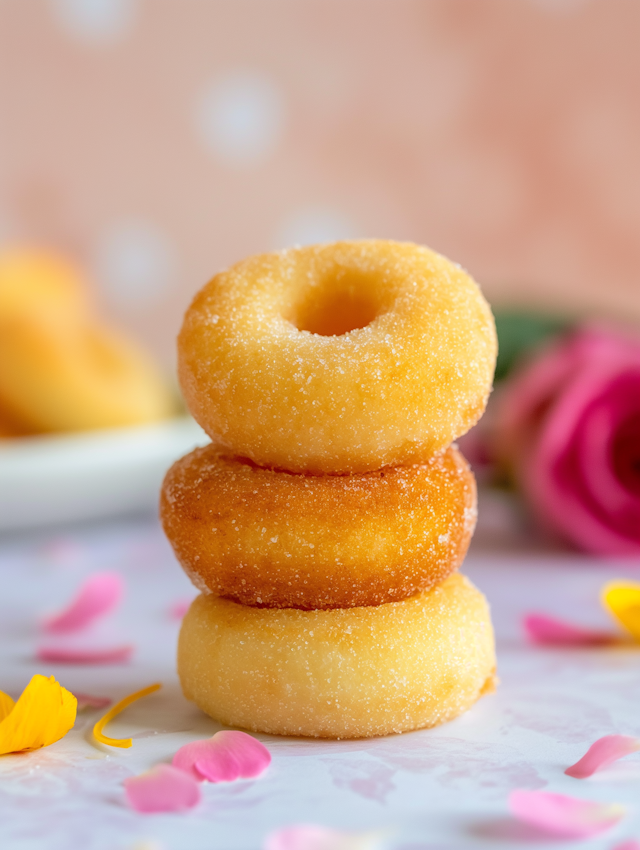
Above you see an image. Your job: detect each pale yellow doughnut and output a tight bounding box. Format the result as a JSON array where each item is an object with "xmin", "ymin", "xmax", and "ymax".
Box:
[
  {"xmin": 178, "ymin": 240, "xmax": 497, "ymax": 474},
  {"xmin": 178, "ymin": 573, "xmax": 496, "ymax": 739}
]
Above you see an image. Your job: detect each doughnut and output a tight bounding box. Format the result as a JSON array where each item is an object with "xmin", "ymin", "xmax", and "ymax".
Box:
[
  {"xmin": 0, "ymin": 248, "xmax": 175, "ymax": 433},
  {"xmin": 0, "ymin": 312, "xmax": 174, "ymax": 432},
  {"xmin": 0, "ymin": 404, "xmax": 33, "ymax": 438},
  {"xmin": 178, "ymin": 573, "xmax": 496, "ymax": 739},
  {"xmin": 178, "ymin": 240, "xmax": 497, "ymax": 473},
  {"xmin": 161, "ymin": 443, "xmax": 477, "ymax": 610},
  {"xmin": 0, "ymin": 250, "xmax": 89, "ymax": 322}
]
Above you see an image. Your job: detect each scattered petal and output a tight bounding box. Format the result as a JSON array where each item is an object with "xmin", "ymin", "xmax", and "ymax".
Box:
[
  {"xmin": 74, "ymin": 693, "xmax": 112, "ymax": 712},
  {"xmin": 0, "ymin": 690, "xmax": 15, "ymax": 722},
  {"xmin": 523, "ymin": 613, "xmax": 615, "ymax": 646},
  {"xmin": 264, "ymin": 825, "xmax": 383, "ymax": 850},
  {"xmin": 0, "ymin": 674, "xmax": 77, "ymax": 755},
  {"xmin": 509, "ymin": 790, "xmax": 625, "ymax": 838},
  {"xmin": 566, "ymin": 735, "xmax": 640, "ymax": 778},
  {"xmin": 168, "ymin": 600, "xmax": 191, "ymax": 620},
  {"xmin": 44, "ymin": 572, "xmax": 124, "ymax": 633},
  {"xmin": 37, "ymin": 644, "xmax": 133, "ymax": 665},
  {"xmin": 124, "ymin": 764, "xmax": 201, "ymax": 813},
  {"xmin": 173, "ymin": 730, "xmax": 271, "ymax": 782},
  {"xmin": 93, "ymin": 683, "xmax": 161, "ymax": 748},
  {"xmin": 603, "ymin": 583, "xmax": 640, "ymax": 641}
]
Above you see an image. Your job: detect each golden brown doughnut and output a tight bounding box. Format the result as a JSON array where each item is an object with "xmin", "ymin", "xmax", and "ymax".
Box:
[
  {"xmin": 178, "ymin": 573, "xmax": 496, "ymax": 739},
  {"xmin": 0, "ymin": 313, "xmax": 174, "ymax": 432},
  {"xmin": 178, "ymin": 240, "xmax": 497, "ymax": 474},
  {"xmin": 161, "ymin": 443, "xmax": 476, "ymax": 609}
]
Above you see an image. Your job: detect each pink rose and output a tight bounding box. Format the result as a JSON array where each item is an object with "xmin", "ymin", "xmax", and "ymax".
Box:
[{"xmin": 496, "ymin": 327, "xmax": 640, "ymax": 556}]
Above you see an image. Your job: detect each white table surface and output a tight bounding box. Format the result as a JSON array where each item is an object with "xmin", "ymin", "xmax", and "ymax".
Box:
[{"xmin": 1, "ymin": 491, "xmax": 640, "ymax": 850}]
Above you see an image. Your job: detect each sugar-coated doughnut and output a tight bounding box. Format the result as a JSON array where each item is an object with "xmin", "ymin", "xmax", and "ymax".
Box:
[
  {"xmin": 0, "ymin": 313, "xmax": 174, "ymax": 432},
  {"xmin": 161, "ymin": 443, "xmax": 476, "ymax": 609},
  {"xmin": 0, "ymin": 249, "xmax": 174, "ymax": 433},
  {"xmin": 0, "ymin": 250, "xmax": 89, "ymax": 322},
  {"xmin": 178, "ymin": 240, "xmax": 496, "ymax": 474},
  {"xmin": 178, "ymin": 573, "xmax": 496, "ymax": 739}
]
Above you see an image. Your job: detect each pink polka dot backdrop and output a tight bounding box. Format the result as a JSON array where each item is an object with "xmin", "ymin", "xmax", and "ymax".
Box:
[{"xmin": 1, "ymin": 0, "xmax": 639, "ymax": 364}]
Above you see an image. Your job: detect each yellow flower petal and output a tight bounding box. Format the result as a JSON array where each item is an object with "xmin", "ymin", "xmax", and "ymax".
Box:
[
  {"xmin": 602, "ymin": 581, "xmax": 640, "ymax": 641},
  {"xmin": 0, "ymin": 675, "xmax": 77, "ymax": 755},
  {"xmin": 0, "ymin": 691, "xmax": 15, "ymax": 723},
  {"xmin": 93, "ymin": 683, "xmax": 161, "ymax": 749}
]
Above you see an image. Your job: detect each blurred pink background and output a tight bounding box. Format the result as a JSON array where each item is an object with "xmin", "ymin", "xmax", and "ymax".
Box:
[{"xmin": 1, "ymin": 0, "xmax": 639, "ymax": 366}]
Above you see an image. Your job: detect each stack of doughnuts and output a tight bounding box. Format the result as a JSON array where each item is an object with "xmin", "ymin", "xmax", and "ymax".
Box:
[{"xmin": 162, "ymin": 240, "xmax": 498, "ymax": 739}]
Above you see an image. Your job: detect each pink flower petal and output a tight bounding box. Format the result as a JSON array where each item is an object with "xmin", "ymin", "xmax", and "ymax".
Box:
[
  {"xmin": 168, "ymin": 600, "xmax": 191, "ymax": 620},
  {"xmin": 523, "ymin": 614, "xmax": 616, "ymax": 646},
  {"xmin": 264, "ymin": 825, "xmax": 382, "ymax": 850},
  {"xmin": 565, "ymin": 735, "xmax": 640, "ymax": 778},
  {"xmin": 44, "ymin": 572, "xmax": 124, "ymax": 633},
  {"xmin": 173, "ymin": 730, "xmax": 271, "ymax": 782},
  {"xmin": 37, "ymin": 644, "xmax": 133, "ymax": 664},
  {"xmin": 124, "ymin": 764, "xmax": 201, "ymax": 813},
  {"xmin": 74, "ymin": 693, "xmax": 112, "ymax": 712},
  {"xmin": 612, "ymin": 841, "xmax": 640, "ymax": 850},
  {"xmin": 509, "ymin": 790, "xmax": 625, "ymax": 838}
]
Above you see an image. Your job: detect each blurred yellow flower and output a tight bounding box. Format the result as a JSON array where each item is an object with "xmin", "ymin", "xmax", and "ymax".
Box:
[
  {"xmin": 0, "ymin": 674, "xmax": 77, "ymax": 755},
  {"xmin": 602, "ymin": 582, "xmax": 640, "ymax": 642}
]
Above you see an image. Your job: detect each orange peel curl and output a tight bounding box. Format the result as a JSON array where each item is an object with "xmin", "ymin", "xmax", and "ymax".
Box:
[{"xmin": 93, "ymin": 683, "xmax": 161, "ymax": 749}]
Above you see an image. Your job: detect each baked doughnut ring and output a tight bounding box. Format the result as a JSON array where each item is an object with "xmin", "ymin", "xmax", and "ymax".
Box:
[
  {"xmin": 179, "ymin": 240, "xmax": 496, "ymax": 473},
  {"xmin": 161, "ymin": 443, "xmax": 476, "ymax": 609},
  {"xmin": 0, "ymin": 250, "xmax": 89, "ymax": 322},
  {"xmin": 0, "ymin": 313, "xmax": 174, "ymax": 432},
  {"xmin": 178, "ymin": 573, "xmax": 496, "ymax": 739}
]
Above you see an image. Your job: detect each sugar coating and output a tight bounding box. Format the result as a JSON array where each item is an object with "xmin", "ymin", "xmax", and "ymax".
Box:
[
  {"xmin": 178, "ymin": 240, "xmax": 497, "ymax": 474},
  {"xmin": 161, "ymin": 444, "xmax": 477, "ymax": 609},
  {"xmin": 178, "ymin": 573, "xmax": 496, "ymax": 739}
]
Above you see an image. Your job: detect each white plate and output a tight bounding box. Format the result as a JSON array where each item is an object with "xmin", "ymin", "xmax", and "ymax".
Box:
[{"xmin": 0, "ymin": 417, "xmax": 208, "ymax": 531}]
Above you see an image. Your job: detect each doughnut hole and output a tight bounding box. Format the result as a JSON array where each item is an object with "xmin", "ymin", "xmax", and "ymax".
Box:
[{"xmin": 291, "ymin": 269, "xmax": 386, "ymax": 337}]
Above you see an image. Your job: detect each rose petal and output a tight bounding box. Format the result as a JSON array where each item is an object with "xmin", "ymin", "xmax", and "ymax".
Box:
[
  {"xmin": 37, "ymin": 644, "xmax": 133, "ymax": 665},
  {"xmin": 168, "ymin": 600, "xmax": 191, "ymax": 620},
  {"xmin": 612, "ymin": 841, "xmax": 640, "ymax": 850},
  {"xmin": 264, "ymin": 825, "xmax": 382, "ymax": 850},
  {"xmin": 124, "ymin": 764, "xmax": 201, "ymax": 813},
  {"xmin": 523, "ymin": 613, "xmax": 615, "ymax": 646},
  {"xmin": 0, "ymin": 674, "xmax": 77, "ymax": 755},
  {"xmin": 509, "ymin": 790, "xmax": 625, "ymax": 838},
  {"xmin": 565, "ymin": 735, "xmax": 640, "ymax": 778},
  {"xmin": 93, "ymin": 683, "xmax": 161, "ymax": 748},
  {"xmin": 173, "ymin": 730, "xmax": 271, "ymax": 782},
  {"xmin": 44, "ymin": 572, "xmax": 124, "ymax": 633},
  {"xmin": 603, "ymin": 583, "xmax": 640, "ymax": 641},
  {"xmin": 74, "ymin": 693, "xmax": 112, "ymax": 712}
]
